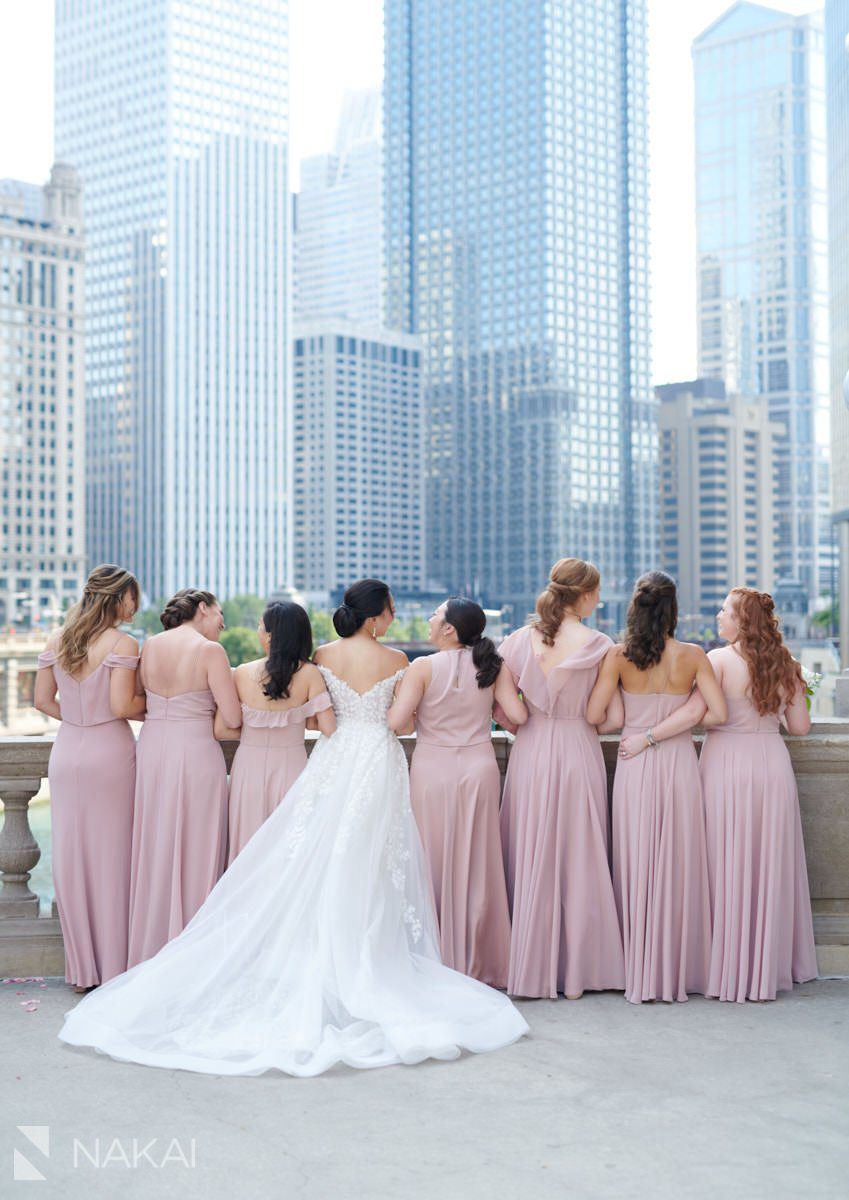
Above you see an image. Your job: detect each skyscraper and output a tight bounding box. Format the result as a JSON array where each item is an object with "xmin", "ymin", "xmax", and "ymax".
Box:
[
  {"xmin": 384, "ymin": 0, "xmax": 656, "ymax": 622},
  {"xmin": 693, "ymin": 3, "xmax": 831, "ymax": 607},
  {"xmin": 294, "ymin": 89, "xmax": 383, "ymax": 326},
  {"xmin": 54, "ymin": 0, "xmax": 289, "ymax": 600},
  {"xmin": 0, "ymin": 165, "xmax": 86, "ymax": 628},
  {"xmin": 825, "ymin": 0, "xmax": 849, "ymax": 668}
]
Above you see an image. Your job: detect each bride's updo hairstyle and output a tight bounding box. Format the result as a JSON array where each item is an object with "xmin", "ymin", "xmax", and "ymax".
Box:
[
  {"xmin": 729, "ymin": 587, "xmax": 804, "ymax": 715},
  {"xmin": 333, "ymin": 579, "xmax": 392, "ymax": 638},
  {"xmin": 444, "ymin": 597, "xmax": 502, "ymax": 688},
  {"xmin": 160, "ymin": 588, "xmax": 218, "ymax": 630},
  {"xmin": 530, "ymin": 557, "xmax": 600, "ymax": 646},
  {"xmin": 623, "ymin": 571, "xmax": 678, "ymax": 670},
  {"xmin": 262, "ymin": 601, "xmax": 314, "ymax": 701}
]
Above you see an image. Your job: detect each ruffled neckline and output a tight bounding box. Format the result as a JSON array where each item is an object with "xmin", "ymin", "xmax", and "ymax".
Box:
[
  {"xmin": 501, "ymin": 626, "xmax": 612, "ymax": 714},
  {"xmin": 240, "ymin": 692, "xmax": 331, "ymax": 727}
]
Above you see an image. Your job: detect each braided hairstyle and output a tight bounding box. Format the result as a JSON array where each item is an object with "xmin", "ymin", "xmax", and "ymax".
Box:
[
  {"xmin": 623, "ymin": 571, "xmax": 678, "ymax": 670},
  {"xmin": 444, "ymin": 597, "xmax": 501, "ymax": 688},
  {"xmin": 529, "ymin": 557, "xmax": 600, "ymax": 646},
  {"xmin": 729, "ymin": 588, "xmax": 804, "ymax": 715},
  {"xmin": 160, "ymin": 588, "xmax": 218, "ymax": 630},
  {"xmin": 57, "ymin": 564, "xmax": 140, "ymax": 674}
]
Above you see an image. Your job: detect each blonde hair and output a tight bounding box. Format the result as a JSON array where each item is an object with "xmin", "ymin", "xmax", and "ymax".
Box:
[
  {"xmin": 529, "ymin": 558, "xmax": 600, "ymax": 646},
  {"xmin": 58, "ymin": 564, "xmax": 140, "ymax": 675}
]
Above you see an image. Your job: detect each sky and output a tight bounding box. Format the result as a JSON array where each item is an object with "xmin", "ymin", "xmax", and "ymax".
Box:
[{"xmin": 0, "ymin": 0, "xmax": 817, "ymax": 385}]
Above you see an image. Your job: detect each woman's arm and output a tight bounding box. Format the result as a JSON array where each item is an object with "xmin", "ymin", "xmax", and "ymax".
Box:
[
  {"xmin": 782, "ymin": 678, "xmax": 811, "ymax": 736},
  {"xmin": 305, "ymin": 663, "xmax": 336, "ymax": 737},
  {"xmin": 586, "ymin": 647, "xmax": 622, "ymax": 727},
  {"xmin": 493, "ymin": 663, "xmax": 527, "ymax": 727},
  {"xmin": 34, "ymin": 662, "xmax": 61, "ymax": 721},
  {"xmin": 109, "ymin": 635, "xmax": 146, "ymax": 719},
  {"xmin": 387, "ymin": 658, "xmax": 429, "ymax": 735},
  {"xmin": 207, "ymin": 643, "xmax": 242, "ymax": 730},
  {"xmin": 618, "ymin": 649, "xmax": 726, "ymax": 759},
  {"xmin": 596, "ymin": 686, "xmax": 624, "ymax": 734}
]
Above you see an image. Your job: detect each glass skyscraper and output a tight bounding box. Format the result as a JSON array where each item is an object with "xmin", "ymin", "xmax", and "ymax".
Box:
[
  {"xmin": 693, "ymin": 3, "xmax": 832, "ymax": 606},
  {"xmin": 384, "ymin": 0, "xmax": 656, "ymax": 623},
  {"xmin": 54, "ymin": 0, "xmax": 289, "ymax": 600}
]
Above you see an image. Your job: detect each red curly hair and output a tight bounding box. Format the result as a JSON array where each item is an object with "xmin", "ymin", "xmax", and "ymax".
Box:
[{"xmin": 729, "ymin": 588, "xmax": 803, "ymax": 715}]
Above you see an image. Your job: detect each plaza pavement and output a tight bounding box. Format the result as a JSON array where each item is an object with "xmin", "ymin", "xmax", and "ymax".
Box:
[{"xmin": 0, "ymin": 977, "xmax": 847, "ymax": 1199}]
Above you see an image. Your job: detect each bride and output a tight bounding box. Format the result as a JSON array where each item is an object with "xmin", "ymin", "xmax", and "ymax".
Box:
[{"xmin": 59, "ymin": 579, "xmax": 528, "ymax": 1076}]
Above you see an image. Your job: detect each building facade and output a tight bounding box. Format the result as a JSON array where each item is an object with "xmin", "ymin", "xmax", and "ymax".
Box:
[
  {"xmin": 693, "ymin": 3, "xmax": 832, "ymax": 607},
  {"xmin": 54, "ymin": 0, "xmax": 289, "ymax": 601},
  {"xmin": 291, "ymin": 322, "xmax": 423, "ymax": 602},
  {"xmin": 657, "ymin": 378, "xmax": 779, "ymax": 625},
  {"xmin": 294, "ymin": 89, "xmax": 382, "ymax": 326},
  {"xmin": 384, "ymin": 0, "xmax": 656, "ymax": 624},
  {"xmin": 0, "ymin": 165, "xmax": 86, "ymax": 628},
  {"xmin": 825, "ymin": 0, "xmax": 849, "ymax": 667}
]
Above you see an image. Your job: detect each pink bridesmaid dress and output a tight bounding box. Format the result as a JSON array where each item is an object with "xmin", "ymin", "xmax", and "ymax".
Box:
[
  {"xmin": 39, "ymin": 647, "xmax": 138, "ymax": 987},
  {"xmin": 409, "ymin": 648, "xmax": 511, "ymax": 987},
  {"xmin": 499, "ymin": 627, "xmax": 624, "ymax": 998},
  {"xmin": 127, "ymin": 688, "xmax": 228, "ymax": 967},
  {"xmin": 700, "ymin": 695, "xmax": 818, "ymax": 1001},
  {"xmin": 227, "ymin": 693, "xmax": 333, "ymax": 865},
  {"xmin": 613, "ymin": 692, "xmax": 711, "ymax": 1003}
]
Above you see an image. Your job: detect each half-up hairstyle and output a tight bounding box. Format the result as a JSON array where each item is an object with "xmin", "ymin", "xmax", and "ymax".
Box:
[
  {"xmin": 332, "ymin": 579, "xmax": 392, "ymax": 638},
  {"xmin": 529, "ymin": 557, "xmax": 600, "ymax": 646},
  {"xmin": 58, "ymin": 564, "xmax": 140, "ymax": 675},
  {"xmin": 729, "ymin": 587, "xmax": 804, "ymax": 715},
  {"xmin": 261, "ymin": 601, "xmax": 314, "ymax": 701},
  {"xmin": 444, "ymin": 597, "xmax": 501, "ymax": 688},
  {"xmin": 160, "ymin": 588, "xmax": 218, "ymax": 630},
  {"xmin": 623, "ymin": 571, "xmax": 678, "ymax": 670}
]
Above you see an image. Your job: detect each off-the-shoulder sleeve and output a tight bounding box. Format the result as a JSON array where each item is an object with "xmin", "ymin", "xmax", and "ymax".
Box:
[
  {"xmin": 302, "ymin": 691, "xmax": 332, "ymax": 718},
  {"xmin": 104, "ymin": 653, "xmax": 140, "ymax": 670},
  {"xmin": 37, "ymin": 649, "xmax": 57, "ymax": 668}
]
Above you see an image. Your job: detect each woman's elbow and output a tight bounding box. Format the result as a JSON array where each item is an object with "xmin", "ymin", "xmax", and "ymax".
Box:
[{"xmin": 512, "ymin": 704, "xmax": 528, "ymax": 727}]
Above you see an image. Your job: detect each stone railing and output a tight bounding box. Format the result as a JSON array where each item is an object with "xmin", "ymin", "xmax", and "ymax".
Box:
[{"xmin": 1, "ymin": 724, "xmax": 847, "ymax": 976}]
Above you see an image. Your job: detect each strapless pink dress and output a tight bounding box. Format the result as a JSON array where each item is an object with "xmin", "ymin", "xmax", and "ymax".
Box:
[
  {"xmin": 127, "ymin": 689, "xmax": 228, "ymax": 967},
  {"xmin": 39, "ymin": 648, "xmax": 138, "ymax": 987},
  {"xmin": 227, "ymin": 693, "xmax": 332, "ymax": 864},
  {"xmin": 700, "ymin": 695, "xmax": 817, "ymax": 1001}
]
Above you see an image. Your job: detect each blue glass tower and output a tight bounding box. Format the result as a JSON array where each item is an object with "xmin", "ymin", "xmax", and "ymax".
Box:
[{"xmin": 384, "ymin": 0, "xmax": 656, "ymax": 622}]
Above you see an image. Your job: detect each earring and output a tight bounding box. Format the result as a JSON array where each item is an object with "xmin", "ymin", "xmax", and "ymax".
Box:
[{"xmin": 371, "ymin": 621, "xmax": 377, "ymax": 640}]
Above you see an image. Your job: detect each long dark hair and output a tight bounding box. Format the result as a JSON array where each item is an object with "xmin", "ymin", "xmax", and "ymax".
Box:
[
  {"xmin": 333, "ymin": 579, "xmax": 392, "ymax": 638},
  {"xmin": 623, "ymin": 571, "xmax": 678, "ymax": 670},
  {"xmin": 444, "ymin": 597, "xmax": 501, "ymax": 688},
  {"xmin": 261, "ymin": 601, "xmax": 314, "ymax": 701}
]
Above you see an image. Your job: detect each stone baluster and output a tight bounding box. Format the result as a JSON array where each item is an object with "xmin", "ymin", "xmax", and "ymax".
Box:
[{"xmin": 0, "ymin": 777, "xmax": 42, "ymax": 917}]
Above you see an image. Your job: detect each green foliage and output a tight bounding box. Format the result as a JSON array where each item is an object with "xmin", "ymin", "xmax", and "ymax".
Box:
[
  {"xmin": 385, "ymin": 615, "xmax": 430, "ymax": 642},
  {"xmin": 812, "ymin": 600, "xmax": 838, "ymax": 631},
  {"xmin": 222, "ymin": 594, "xmax": 265, "ymax": 631},
  {"xmin": 307, "ymin": 607, "xmax": 337, "ymax": 648},
  {"xmin": 220, "ymin": 626, "xmax": 261, "ymax": 666},
  {"xmin": 134, "ymin": 598, "xmax": 168, "ymax": 636}
]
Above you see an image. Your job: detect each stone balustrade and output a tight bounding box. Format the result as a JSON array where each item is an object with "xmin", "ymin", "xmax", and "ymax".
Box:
[{"xmin": 1, "ymin": 724, "xmax": 847, "ymax": 977}]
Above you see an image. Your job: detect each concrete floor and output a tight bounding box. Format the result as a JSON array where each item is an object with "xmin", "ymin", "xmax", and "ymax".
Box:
[{"xmin": 0, "ymin": 977, "xmax": 847, "ymax": 1200}]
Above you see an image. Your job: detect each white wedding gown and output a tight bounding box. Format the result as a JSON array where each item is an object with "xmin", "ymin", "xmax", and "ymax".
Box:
[{"xmin": 59, "ymin": 666, "xmax": 528, "ymax": 1076}]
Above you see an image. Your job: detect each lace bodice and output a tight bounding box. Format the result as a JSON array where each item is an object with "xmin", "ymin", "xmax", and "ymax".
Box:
[{"xmin": 317, "ymin": 665, "xmax": 405, "ymax": 727}]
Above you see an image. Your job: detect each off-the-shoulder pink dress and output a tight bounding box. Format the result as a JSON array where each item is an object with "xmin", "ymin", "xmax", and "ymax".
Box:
[
  {"xmin": 499, "ymin": 627, "xmax": 624, "ymax": 998},
  {"xmin": 227, "ymin": 693, "xmax": 333, "ymax": 864},
  {"xmin": 700, "ymin": 694, "xmax": 818, "ymax": 1001},
  {"xmin": 613, "ymin": 692, "xmax": 711, "ymax": 1004},
  {"xmin": 410, "ymin": 648, "xmax": 511, "ymax": 987},
  {"xmin": 38, "ymin": 647, "xmax": 138, "ymax": 987},
  {"xmin": 127, "ymin": 689, "xmax": 228, "ymax": 967}
]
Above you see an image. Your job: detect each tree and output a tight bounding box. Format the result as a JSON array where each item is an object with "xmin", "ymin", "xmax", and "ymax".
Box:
[
  {"xmin": 134, "ymin": 599, "xmax": 168, "ymax": 636},
  {"xmin": 220, "ymin": 626, "xmax": 260, "ymax": 666},
  {"xmin": 222, "ymin": 594, "xmax": 265, "ymax": 631},
  {"xmin": 812, "ymin": 600, "xmax": 838, "ymax": 632},
  {"xmin": 308, "ymin": 607, "xmax": 336, "ymax": 648}
]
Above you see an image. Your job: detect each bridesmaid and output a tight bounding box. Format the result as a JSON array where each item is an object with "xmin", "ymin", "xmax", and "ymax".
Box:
[
  {"xmin": 216, "ymin": 601, "xmax": 336, "ymax": 865},
  {"xmin": 588, "ymin": 571, "xmax": 727, "ymax": 1004},
  {"xmin": 128, "ymin": 588, "xmax": 241, "ymax": 967},
  {"xmin": 498, "ymin": 558, "xmax": 625, "ymax": 1000},
  {"xmin": 699, "ymin": 589, "xmax": 817, "ymax": 1000},
  {"xmin": 388, "ymin": 597, "xmax": 526, "ymax": 987},
  {"xmin": 34, "ymin": 564, "xmax": 144, "ymax": 991}
]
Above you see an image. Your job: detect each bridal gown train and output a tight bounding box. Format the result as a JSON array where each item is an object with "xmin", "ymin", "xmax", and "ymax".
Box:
[{"xmin": 58, "ymin": 667, "xmax": 528, "ymax": 1076}]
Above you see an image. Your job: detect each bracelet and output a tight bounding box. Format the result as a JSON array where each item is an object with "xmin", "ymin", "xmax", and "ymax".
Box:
[{"xmin": 645, "ymin": 728, "xmax": 658, "ymax": 749}]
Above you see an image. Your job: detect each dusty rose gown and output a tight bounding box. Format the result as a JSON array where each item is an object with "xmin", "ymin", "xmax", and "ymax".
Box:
[
  {"xmin": 700, "ymin": 695, "xmax": 818, "ymax": 1001},
  {"xmin": 127, "ymin": 688, "xmax": 228, "ymax": 967},
  {"xmin": 38, "ymin": 647, "xmax": 138, "ymax": 987},
  {"xmin": 409, "ymin": 648, "xmax": 511, "ymax": 988},
  {"xmin": 227, "ymin": 693, "xmax": 333, "ymax": 865},
  {"xmin": 613, "ymin": 692, "xmax": 711, "ymax": 1003},
  {"xmin": 499, "ymin": 627, "xmax": 624, "ymax": 998}
]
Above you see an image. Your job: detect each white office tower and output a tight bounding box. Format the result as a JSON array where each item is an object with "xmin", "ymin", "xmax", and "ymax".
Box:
[
  {"xmin": 54, "ymin": 0, "xmax": 290, "ymax": 599},
  {"xmin": 0, "ymin": 165, "xmax": 86, "ymax": 627}
]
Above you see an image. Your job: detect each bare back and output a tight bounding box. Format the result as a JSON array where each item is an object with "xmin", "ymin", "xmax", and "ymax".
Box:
[
  {"xmin": 617, "ymin": 639, "xmax": 703, "ymax": 696},
  {"xmin": 528, "ymin": 620, "xmax": 598, "ymax": 677},
  {"xmin": 48, "ymin": 626, "xmax": 131, "ymax": 683},
  {"xmin": 314, "ymin": 638, "xmax": 408, "ymax": 696},
  {"xmin": 234, "ymin": 658, "xmax": 325, "ymax": 711},
  {"xmin": 708, "ymin": 644, "xmax": 756, "ymax": 700},
  {"xmin": 141, "ymin": 628, "xmax": 220, "ymax": 696}
]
